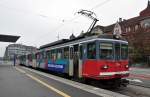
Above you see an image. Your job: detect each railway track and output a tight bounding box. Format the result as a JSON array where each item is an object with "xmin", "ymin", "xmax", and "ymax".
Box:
[
  {"xmin": 129, "ymin": 82, "xmax": 150, "ymax": 89},
  {"xmin": 72, "ymin": 77, "xmax": 150, "ymax": 97}
]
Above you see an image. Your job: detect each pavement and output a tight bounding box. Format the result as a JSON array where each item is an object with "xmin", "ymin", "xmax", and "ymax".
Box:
[
  {"xmin": 0, "ymin": 65, "xmax": 63, "ymax": 97},
  {"xmin": 128, "ymin": 67, "xmax": 150, "ymax": 88},
  {"xmin": 0, "ymin": 64, "xmax": 129, "ymax": 97}
]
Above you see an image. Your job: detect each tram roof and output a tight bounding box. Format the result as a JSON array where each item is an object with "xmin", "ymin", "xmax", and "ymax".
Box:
[
  {"xmin": 39, "ymin": 34, "xmax": 127, "ymax": 50},
  {"xmin": 39, "ymin": 36, "xmax": 85, "ymax": 49}
]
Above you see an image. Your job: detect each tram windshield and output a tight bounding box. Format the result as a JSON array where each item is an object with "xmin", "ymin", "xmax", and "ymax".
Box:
[
  {"xmin": 100, "ymin": 42, "xmax": 128, "ymax": 60},
  {"xmin": 115, "ymin": 43, "xmax": 128, "ymax": 60},
  {"xmin": 121, "ymin": 44, "xmax": 128, "ymax": 60},
  {"xmin": 115, "ymin": 43, "xmax": 120, "ymax": 60},
  {"xmin": 100, "ymin": 43, "xmax": 113, "ymax": 60}
]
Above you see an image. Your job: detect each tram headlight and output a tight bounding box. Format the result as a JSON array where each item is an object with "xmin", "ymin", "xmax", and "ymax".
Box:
[
  {"xmin": 101, "ymin": 65, "xmax": 109, "ymax": 69},
  {"xmin": 125, "ymin": 65, "xmax": 129, "ymax": 68}
]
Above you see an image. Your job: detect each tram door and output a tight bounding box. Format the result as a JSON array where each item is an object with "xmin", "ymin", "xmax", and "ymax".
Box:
[
  {"xmin": 78, "ymin": 44, "xmax": 83, "ymax": 78},
  {"xmin": 69, "ymin": 46, "xmax": 74, "ymax": 76},
  {"xmin": 73, "ymin": 45, "xmax": 79, "ymax": 78},
  {"xmin": 69, "ymin": 45, "xmax": 80, "ymax": 78}
]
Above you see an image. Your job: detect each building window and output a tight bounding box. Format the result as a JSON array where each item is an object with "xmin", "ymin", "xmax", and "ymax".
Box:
[
  {"xmin": 144, "ymin": 23, "xmax": 150, "ymax": 28},
  {"xmin": 128, "ymin": 27, "xmax": 131, "ymax": 32},
  {"xmin": 135, "ymin": 25, "xmax": 138, "ymax": 31},
  {"xmin": 126, "ymin": 28, "xmax": 128, "ymax": 32}
]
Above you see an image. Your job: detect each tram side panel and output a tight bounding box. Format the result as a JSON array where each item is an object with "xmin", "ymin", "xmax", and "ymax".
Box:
[
  {"xmin": 35, "ymin": 51, "xmax": 47, "ymax": 69},
  {"xmin": 45, "ymin": 48, "xmax": 69, "ymax": 74},
  {"xmin": 47, "ymin": 59, "xmax": 69, "ymax": 74},
  {"xmin": 82, "ymin": 41, "xmax": 100, "ymax": 79}
]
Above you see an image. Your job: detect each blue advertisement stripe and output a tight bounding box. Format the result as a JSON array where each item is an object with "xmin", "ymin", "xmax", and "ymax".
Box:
[{"xmin": 47, "ymin": 59, "xmax": 69, "ymax": 73}]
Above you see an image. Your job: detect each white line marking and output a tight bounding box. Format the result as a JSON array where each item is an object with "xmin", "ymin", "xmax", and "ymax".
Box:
[
  {"xmin": 93, "ymin": 87, "xmax": 99, "ymax": 90},
  {"xmin": 127, "ymin": 79, "xmax": 143, "ymax": 83}
]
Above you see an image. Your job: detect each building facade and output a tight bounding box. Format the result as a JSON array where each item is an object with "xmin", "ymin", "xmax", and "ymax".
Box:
[{"xmin": 4, "ymin": 44, "xmax": 37, "ymax": 60}]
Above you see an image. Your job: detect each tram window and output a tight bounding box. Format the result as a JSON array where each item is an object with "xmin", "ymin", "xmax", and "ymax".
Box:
[
  {"xmin": 79, "ymin": 45, "xmax": 83, "ymax": 59},
  {"xmin": 57, "ymin": 49, "xmax": 62, "ymax": 59},
  {"xmin": 87, "ymin": 42, "xmax": 96, "ymax": 59},
  {"xmin": 121, "ymin": 44, "xmax": 128, "ymax": 60},
  {"xmin": 32, "ymin": 54, "xmax": 35, "ymax": 59},
  {"xmin": 49, "ymin": 51, "xmax": 52, "ymax": 59},
  {"xmin": 64, "ymin": 47, "xmax": 69, "ymax": 59},
  {"xmin": 39, "ymin": 52, "xmax": 42, "ymax": 59},
  {"xmin": 28, "ymin": 54, "xmax": 32, "ymax": 61},
  {"xmin": 100, "ymin": 43, "xmax": 113, "ymax": 60},
  {"xmin": 51, "ymin": 50, "xmax": 57, "ymax": 60},
  {"xmin": 24, "ymin": 56, "xmax": 26, "ymax": 60},
  {"xmin": 43, "ymin": 51, "xmax": 46, "ymax": 59},
  {"xmin": 36, "ymin": 53, "xmax": 39, "ymax": 59},
  {"xmin": 38, "ymin": 52, "xmax": 41, "ymax": 59},
  {"xmin": 70, "ymin": 47, "xmax": 73, "ymax": 59},
  {"xmin": 37, "ymin": 53, "xmax": 41, "ymax": 59},
  {"xmin": 42, "ymin": 52, "xmax": 45, "ymax": 59},
  {"xmin": 46, "ymin": 51, "xmax": 51, "ymax": 59},
  {"xmin": 115, "ymin": 43, "xmax": 120, "ymax": 60},
  {"xmin": 38, "ymin": 53, "xmax": 41, "ymax": 59}
]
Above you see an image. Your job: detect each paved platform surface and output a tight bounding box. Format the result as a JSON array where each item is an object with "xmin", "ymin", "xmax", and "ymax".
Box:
[
  {"xmin": 0, "ymin": 65, "xmax": 62, "ymax": 97},
  {"xmin": 0, "ymin": 64, "xmax": 129, "ymax": 97},
  {"xmin": 128, "ymin": 67, "xmax": 150, "ymax": 88}
]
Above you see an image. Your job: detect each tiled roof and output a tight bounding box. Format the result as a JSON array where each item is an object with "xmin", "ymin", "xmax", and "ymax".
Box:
[{"xmin": 140, "ymin": 0, "xmax": 150, "ymax": 17}]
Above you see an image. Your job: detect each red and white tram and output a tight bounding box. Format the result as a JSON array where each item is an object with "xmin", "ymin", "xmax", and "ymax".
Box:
[{"xmin": 18, "ymin": 35, "xmax": 129, "ymax": 87}]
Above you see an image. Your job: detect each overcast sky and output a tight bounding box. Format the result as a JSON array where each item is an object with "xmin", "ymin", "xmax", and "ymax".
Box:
[{"xmin": 0, "ymin": 0, "xmax": 148, "ymax": 57}]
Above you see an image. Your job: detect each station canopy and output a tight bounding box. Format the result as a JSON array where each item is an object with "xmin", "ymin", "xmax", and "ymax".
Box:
[{"xmin": 0, "ymin": 34, "xmax": 20, "ymax": 42}]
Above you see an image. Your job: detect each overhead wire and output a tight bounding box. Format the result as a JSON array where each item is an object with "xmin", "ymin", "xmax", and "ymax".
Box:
[
  {"xmin": 0, "ymin": 0, "xmax": 113, "ymax": 45},
  {"xmin": 34, "ymin": 0, "xmax": 113, "ymax": 43},
  {"xmin": 56, "ymin": 0, "xmax": 113, "ymax": 31},
  {"xmin": 90, "ymin": 0, "xmax": 112, "ymax": 10}
]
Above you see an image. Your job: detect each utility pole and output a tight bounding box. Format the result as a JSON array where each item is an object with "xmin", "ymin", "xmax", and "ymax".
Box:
[{"xmin": 57, "ymin": 33, "xmax": 60, "ymax": 40}]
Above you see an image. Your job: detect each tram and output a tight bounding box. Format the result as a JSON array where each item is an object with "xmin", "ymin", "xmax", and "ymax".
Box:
[
  {"xmin": 18, "ymin": 35, "xmax": 129, "ymax": 87},
  {"xmin": 18, "ymin": 10, "xmax": 129, "ymax": 87}
]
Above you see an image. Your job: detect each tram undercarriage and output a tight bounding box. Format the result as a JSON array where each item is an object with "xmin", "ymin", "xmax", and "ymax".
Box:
[{"xmin": 82, "ymin": 77, "xmax": 129, "ymax": 88}]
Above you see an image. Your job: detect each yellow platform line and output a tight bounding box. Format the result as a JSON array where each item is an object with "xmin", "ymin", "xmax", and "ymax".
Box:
[
  {"xmin": 15, "ymin": 67, "xmax": 71, "ymax": 97},
  {"xmin": 15, "ymin": 67, "xmax": 26, "ymax": 73}
]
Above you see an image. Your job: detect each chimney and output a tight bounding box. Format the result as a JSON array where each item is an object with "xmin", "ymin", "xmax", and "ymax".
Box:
[{"xmin": 119, "ymin": 18, "xmax": 122, "ymax": 22}]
